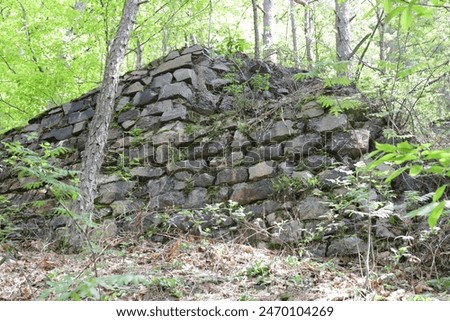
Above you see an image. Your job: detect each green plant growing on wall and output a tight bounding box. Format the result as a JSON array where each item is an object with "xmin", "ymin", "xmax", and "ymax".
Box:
[
  {"xmin": 368, "ymin": 141, "xmax": 450, "ymax": 228},
  {"xmin": 316, "ymin": 95, "xmax": 361, "ymax": 116},
  {"xmin": 2, "ymin": 141, "xmax": 79, "ymax": 202},
  {"xmin": 250, "ymin": 73, "xmax": 270, "ymax": 92}
]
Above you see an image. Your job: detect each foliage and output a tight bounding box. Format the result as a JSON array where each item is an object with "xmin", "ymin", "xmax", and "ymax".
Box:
[
  {"xmin": 317, "ymin": 95, "xmax": 362, "ymax": 116},
  {"xmin": 368, "ymin": 141, "xmax": 450, "ymax": 228},
  {"xmin": 39, "ymin": 273, "xmax": 148, "ymax": 301},
  {"xmin": 2, "ymin": 141, "xmax": 78, "ymax": 202}
]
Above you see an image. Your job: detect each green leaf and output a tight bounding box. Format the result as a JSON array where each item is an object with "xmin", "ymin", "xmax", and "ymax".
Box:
[
  {"xmin": 408, "ymin": 202, "xmax": 439, "ymax": 218},
  {"xmin": 432, "ymin": 185, "xmax": 446, "ymax": 202},
  {"xmin": 400, "ymin": 8, "xmax": 413, "ymax": 31},
  {"xmin": 409, "ymin": 164, "xmax": 422, "ymax": 176},
  {"xmin": 385, "ymin": 166, "xmax": 408, "ymax": 183},
  {"xmin": 397, "ymin": 141, "xmax": 414, "ymax": 153},
  {"xmin": 386, "ymin": 7, "xmax": 404, "ymax": 24},
  {"xmin": 384, "ymin": 0, "xmax": 393, "ymax": 13},
  {"xmin": 428, "ymin": 201, "xmax": 445, "ymax": 228},
  {"xmin": 375, "ymin": 142, "xmax": 396, "ymax": 153},
  {"xmin": 368, "ymin": 153, "xmax": 396, "ymax": 170}
]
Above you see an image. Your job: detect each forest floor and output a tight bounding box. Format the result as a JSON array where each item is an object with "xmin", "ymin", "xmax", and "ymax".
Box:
[{"xmin": 1, "ymin": 235, "xmax": 449, "ymax": 301}]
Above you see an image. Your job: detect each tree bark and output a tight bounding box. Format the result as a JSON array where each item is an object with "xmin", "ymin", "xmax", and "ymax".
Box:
[
  {"xmin": 289, "ymin": 0, "xmax": 299, "ymax": 68},
  {"xmin": 263, "ymin": 0, "xmax": 277, "ymax": 62},
  {"xmin": 252, "ymin": 0, "xmax": 260, "ymax": 59},
  {"xmin": 304, "ymin": 3, "xmax": 314, "ymax": 69},
  {"xmin": 74, "ymin": 0, "xmax": 139, "ymax": 219},
  {"xmin": 335, "ymin": 0, "xmax": 352, "ymax": 76}
]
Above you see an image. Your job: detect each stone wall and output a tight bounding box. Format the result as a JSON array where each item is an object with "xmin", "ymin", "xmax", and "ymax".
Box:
[{"xmin": 0, "ymin": 45, "xmax": 387, "ymax": 255}]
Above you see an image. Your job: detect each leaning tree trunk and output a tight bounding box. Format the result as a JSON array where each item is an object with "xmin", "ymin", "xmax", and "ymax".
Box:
[
  {"xmin": 74, "ymin": 0, "xmax": 139, "ymax": 220},
  {"xmin": 335, "ymin": 0, "xmax": 352, "ymax": 76},
  {"xmin": 252, "ymin": 0, "xmax": 260, "ymax": 59},
  {"xmin": 263, "ymin": 0, "xmax": 277, "ymax": 62}
]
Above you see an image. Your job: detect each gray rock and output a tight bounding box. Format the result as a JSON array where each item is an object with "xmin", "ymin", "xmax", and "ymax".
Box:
[
  {"xmin": 130, "ymin": 167, "xmax": 164, "ymax": 178},
  {"xmin": 68, "ymin": 108, "xmax": 94, "ymax": 124},
  {"xmin": 121, "ymin": 120, "xmax": 135, "ymax": 130},
  {"xmin": 318, "ymin": 166, "xmax": 352, "ymax": 190},
  {"xmin": 132, "ymin": 89, "xmax": 158, "ymax": 106},
  {"xmin": 135, "ymin": 116, "xmax": 159, "ymax": 131},
  {"xmin": 155, "ymin": 144, "xmax": 169, "ymax": 164},
  {"xmin": 118, "ymin": 109, "xmax": 139, "ymax": 124},
  {"xmin": 211, "ymin": 61, "xmax": 231, "ymax": 72},
  {"xmin": 250, "ymin": 120, "xmax": 294, "ymax": 144},
  {"xmin": 152, "ymin": 191, "xmax": 186, "ymax": 209},
  {"xmin": 304, "ymin": 155, "xmax": 333, "ymax": 169},
  {"xmin": 115, "ymin": 97, "xmax": 130, "ymax": 112},
  {"xmin": 231, "ymin": 130, "xmax": 252, "ymax": 149},
  {"xmin": 174, "ymin": 68, "xmax": 198, "ymax": 88},
  {"xmin": 327, "ymin": 129, "xmax": 370, "ymax": 158},
  {"xmin": 219, "ymin": 95, "xmax": 234, "ymax": 111},
  {"xmin": 123, "ymin": 82, "xmax": 144, "ymax": 95},
  {"xmin": 294, "ymin": 196, "xmax": 329, "ymax": 220},
  {"xmin": 150, "ymin": 73, "xmax": 173, "ymax": 89},
  {"xmin": 142, "ymin": 100, "xmax": 173, "ymax": 116},
  {"xmin": 245, "ymin": 200, "xmax": 281, "ymax": 219},
  {"xmin": 327, "ymin": 236, "xmax": 367, "ymax": 256},
  {"xmin": 301, "ymin": 101, "xmax": 324, "ymax": 118},
  {"xmin": 216, "ymin": 167, "xmax": 248, "ymax": 185},
  {"xmin": 73, "ymin": 121, "xmax": 86, "ymax": 135},
  {"xmin": 247, "ymin": 145, "xmax": 283, "ymax": 162},
  {"xmin": 192, "ymin": 91, "xmax": 218, "ymax": 115},
  {"xmin": 160, "ymin": 105, "xmax": 187, "ymax": 122},
  {"xmin": 110, "ymin": 200, "xmax": 143, "ymax": 216},
  {"xmin": 66, "ymin": 99, "xmax": 89, "ymax": 114},
  {"xmin": 166, "ymin": 160, "xmax": 207, "ymax": 174},
  {"xmin": 42, "ymin": 126, "xmax": 73, "ymax": 141},
  {"xmin": 165, "ymin": 50, "xmax": 180, "ymax": 61},
  {"xmin": 292, "ymin": 170, "xmax": 314, "ymax": 184},
  {"xmin": 159, "ymin": 82, "xmax": 193, "ymax": 101},
  {"xmin": 182, "ymin": 45, "xmax": 203, "ymax": 54},
  {"xmin": 152, "ymin": 53, "xmax": 192, "ymax": 76},
  {"xmin": 285, "ymin": 133, "xmax": 322, "ymax": 156},
  {"xmin": 185, "ymin": 188, "xmax": 209, "ymax": 208},
  {"xmin": 193, "ymin": 173, "xmax": 215, "ymax": 187},
  {"xmin": 249, "ymin": 161, "xmax": 275, "ymax": 180},
  {"xmin": 23, "ymin": 123, "xmax": 40, "ymax": 132},
  {"xmin": 41, "ymin": 113, "xmax": 62, "ymax": 129},
  {"xmin": 98, "ymin": 181, "xmax": 136, "ymax": 204},
  {"xmin": 276, "ymin": 220, "xmax": 302, "ymax": 243},
  {"xmin": 152, "ymin": 130, "xmax": 177, "ymax": 146},
  {"xmin": 308, "ymin": 114, "xmax": 348, "ymax": 132},
  {"xmin": 279, "ymin": 161, "xmax": 295, "ymax": 176},
  {"xmin": 230, "ymin": 179, "xmax": 274, "ymax": 205}
]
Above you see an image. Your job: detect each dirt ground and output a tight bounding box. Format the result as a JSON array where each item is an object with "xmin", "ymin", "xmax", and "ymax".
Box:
[{"xmin": 1, "ymin": 235, "xmax": 449, "ymax": 301}]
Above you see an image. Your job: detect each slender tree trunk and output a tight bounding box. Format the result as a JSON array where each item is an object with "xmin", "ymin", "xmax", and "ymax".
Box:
[
  {"xmin": 289, "ymin": 0, "xmax": 299, "ymax": 68},
  {"xmin": 263, "ymin": 0, "xmax": 277, "ymax": 62},
  {"xmin": 252, "ymin": 0, "xmax": 260, "ymax": 59},
  {"xmin": 304, "ymin": 3, "xmax": 314, "ymax": 69},
  {"xmin": 377, "ymin": 7, "xmax": 386, "ymax": 74},
  {"xmin": 74, "ymin": 0, "xmax": 139, "ymax": 219},
  {"xmin": 335, "ymin": 0, "xmax": 352, "ymax": 76},
  {"xmin": 135, "ymin": 38, "xmax": 142, "ymax": 70}
]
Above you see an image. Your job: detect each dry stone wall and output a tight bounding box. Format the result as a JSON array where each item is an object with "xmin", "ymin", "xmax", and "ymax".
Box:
[{"xmin": 0, "ymin": 45, "xmax": 386, "ymax": 256}]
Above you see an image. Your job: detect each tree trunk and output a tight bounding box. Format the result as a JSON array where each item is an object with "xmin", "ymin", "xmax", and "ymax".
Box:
[
  {"xmin": 74, "ymin": 0, "xmax": 139, "ymax": 220},
  {"xmin": 252, "ymin": 0, "xmax": 260, "ymax": 59},
  {"xmin": 135, "ymin": 38, "xmax": 142, "ymax": 70},
  {"xmin": 289, "ymin": 0, "xmax": 299, "ymax": 68},
  {"xmin": 377, "ymin": 7, "xmax": 386, "ymax": 74},
  {"xmin": 263, "ymin": 0, "xmax": 277, "ymax": 62},
  {"xmin": 335, "ymin": 0, "xmax": 352, "ymax": 76},
  {"xmin": 304, "ymin": 3, "xmax": 314, "ymax": 69}
]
